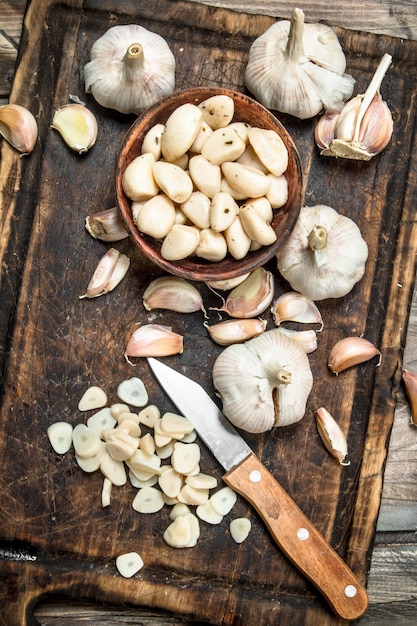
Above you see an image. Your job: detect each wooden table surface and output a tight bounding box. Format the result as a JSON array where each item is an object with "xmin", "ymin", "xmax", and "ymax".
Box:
[{"xmin": 0, "ymin": 1, "xmax": 416, "ymax": 624}]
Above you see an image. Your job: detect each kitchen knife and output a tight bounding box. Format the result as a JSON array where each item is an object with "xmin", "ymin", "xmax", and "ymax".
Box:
[{"xmin": 148, "ymin": 357, "xmax": 368, "ymax": 621}]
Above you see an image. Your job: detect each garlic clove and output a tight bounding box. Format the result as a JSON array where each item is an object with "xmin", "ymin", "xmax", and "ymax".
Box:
[
  {"xmin": 180, "ymin": 191, "xmax": 211, "ymax": 230},
  {"xmin": 276, "ymin": 328, "xmax": 318, "ymax": 354},
  {"xmin": 84, "ymin": 25, "xmax": 175, "ymax": 115},
  {"xmin": 248, "ymin": 127, "xmax": 288, "ymax": 177},
  {"xmin": 152, "ymin": 161, "xmax": 193, "ymax": 204},
  {"xmin": 142, "ymin": 123, "xmax": 165, "ymax": 160},
  {"xmin": 85, "ymin": 207, "xmax": 128, "ymax": 242},
  {"xmin": 209, "ymin": 192, "xmax": 239, "ymax": 232},
  {"xmin": 266, "ymin": 174, "xmax": 288, "ymax": 209},
  {"xmin": 201, "ymin": 126, "xmax": 246, "ymax": 166},
  {"xmin": 328, "ymin": 336, "xmax": 381, "ymax": 374},
  {"xmin": 122, "ymin": 153, "xmax": 159, "ymax": 202},
  {"xmin": 188, "ymin": 155, "xmax": 221, "ymax": 198},
  {"xmin": 136, "ymin": 194, "xmax": 176, "ymax": 239},
  {"xmin": 79, "ymin": 248, "xmax": 130, "ymax": 299},
  {"xmin": 212, "ymin": 267, "xmax": 274, "ymax": 319},
  {"xmin": 198, "ymin": 95, "xmax": 235, "ymax": 130},
  {"xmin": 161, "ymin": 103, "xmax": 203, "ymax": 162},
  {"xmin": 402, "ymin": 369, "xmax": 417, "ymax": 426},
  {"xmin": 221, "ymin": 161, "xmax": 270, "ymax": 198},
  {"xmin": 142, "ymin": 276, "xmax": 205, "ymax": 314},
  {"xmin": 239, "ymin": 202, "xmax": 277, "ymax": 247},
  {"xmin": 271, "ymin": 291, "xmax": 323, "ymax": 330},
  {"xmin": 195, "ymin": 228, "xmax": 228, "ymax": 262},
  {"xmin": 205, "ymin": 318, "xmax": 267, "ymax": 346},
  {"xmin": 51, "ymin": 103, "xmax": 98, "ymax": 153},
  {"xmin": 160, "ymin": 224, "xmax": 200, "ymax": 261},
  {"xmin": 315, "ymin": 407, "xmax": 350, "ymax": 465},
  {"xmin": 124, "ymin": 324, "xmax": 183, "ymax": 360},
  {"xmin": 0, "ymin": 103, "xmax": 38, "ymax": 154},
  {"xmin": 223, "ymin": 215, "xmax": 252, "ymax": 260}
]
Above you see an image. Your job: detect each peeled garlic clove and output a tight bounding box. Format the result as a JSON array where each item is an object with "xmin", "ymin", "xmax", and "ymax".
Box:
[
  {"xmin": 51, "ymin": 103, "xmax": 98, "ymax": 153},
  {"xmin": 152, "ymin": 161, "xmax": 193, "ymax": 204},
  {"xmin": 180, "ymin": 191, "xmax": 211, "ymax": 230},
  {"xmin": 206, "ymin": 318, "xmax": 267, "ymax": 346},
  {"xmin": 328, "ymin": 336, "xmax": 381, "ymax": 374},
  {"xmin": 125, "ymin": 324, "xmax": 183, "ymax": 360},
  {"xmin": 195, "ymin": 228, "xmax": 228, "ymax": 262},
  {"xmin": 201, "ymin": 126, "xmax": 246, "ymax": 166},
  {"xmin": 315, "ymin": 407, "xmax": 350, "ymax": 465},
  {"xmin": 122, "ymin": 153, "xmax": 159, "ymax": 202},
  {"xmin": 213, "ymin": 267, "xmax": 274, "ymax": 319},
  {"xmin": 79, "ymin": 248, "xmax": 130, "ymax": 298},
  {"xmin": 142, "ymin": 123, "xmax": 165, "ymax": 159},
  {"xmin": 189, "ymin": 121, "xmax": 214, "ymax": 153},
  {"xmin": 160, "ymin": 224, "xmax": 200, "ymax": 261},
  {"xmin": 239, "ymin": 202, "xmax": 277, "ymax": 247},
  {"xmin": 266, "ymin": 174, "xmax": 288, "ymax": 209},
  {"xmin": 248, "ymin": 127, "xmax": 288, "ymax": 176},
  {"xmin": 160, "ymin": 103, "xmax": 203, "ymax": 162},
  {"xmin": 143, "ymin": 276, "xmax": 205, "ymax": 314},
  {"xmin": 136, "ymin": 194, "xmax": 176, "ymax": 239},
  {"xmin": 198, "ymin": 94, "xmax": 235, "ymax": 130},
  {"xmin": 0, "ymin": 103, "xmax": 37, "ymax": 154},
  {"xmin": 271, "ymin": 291, "xmax": 323, "ymax": 330},
  {"xmin": 188, "ymin": 154, "xmax": 221, "ymax": 198},
  {"xmin": 221, "ymin": 162, "xmax": 270, "ymax": 198},
  {"xmin": 85, "ymin": 207, "xmax": 128, "ymax": 242},
  {"xmin": 402, "ymin": 369, "xmax": 417, "ymax": 426},
  {"xmin": 224, "ymin": 215, "xmax": 252, "ymax": 260}
]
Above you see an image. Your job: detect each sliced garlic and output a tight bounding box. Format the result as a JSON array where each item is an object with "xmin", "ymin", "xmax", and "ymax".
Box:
[
  {"xmin": 105, "ymin": 428, "xmax": 139, "ymax": 461},
  {"xmin": 47, "ymin": 422, "xmax": 73, "ymax": 454},
  {"xmin": 178, "ymin": 484, "xmax": 209, "ymax": 506},
  {"xmin": 117, "ymin": 377, "xmax": 148, "ymax": 407},
  {"xmin": 315, "ymin": 407, "xmax": 350, "ymax": 465},
  {"xmin": 143, "ymin": 276, "xmax": 205, "ymax": 314},
  {"xmin": 158, "ymin": 467, "xmax": 183, "ymax": 499},
  {"xmin": 78, "ymin": 385, "xmax": 107, "ymax": 411},
  {"xmin": 213, "ymin": 267, "xmax": 274, "ymax": 319},
  {"xmin": 171, "ymin": 442, "xmax": 201, "ymax": 475},
  {"xmin": 87, "ymin": 408, "xmax": 117, "ymax": 437},
  {"xmin": 72, "ymin": 423, "xmax": 102, "ymax": 458},
  {"xmin": 85, "ymin": 207, "xmax": 128, "ymax": 242},
  {"xmin": 125, "ymin": 324, "xmax": 183, "ymax": 360},
  {"xmin": 160, "ymin": 412, "xmax": 195, "ymax": 438},
  {"xmin": 132, "ymin": 486, "xmax": 165, "ymax": 513},
  {"xmin": 115, "ymin": 551, "xmax": 144, "ymax": 578},
  {"xmin": 161, "ymin": 103, "xmax": 203, "ymax": 162},
  {"xmin": 76, "ymin": 442, "xmax": 107, "ymax": 473},
  {"xmin": 100, "ymin": 452, "xmax": 127, "ymax": 485},
  {"xmin": 230, "ymin": 517, "xmax": 252, "ymax": 543},
  {"xmin": 198, "ymin": 94, "xmax": 235, "ymax": 130},
  {"xmin": 138, "ymin": 405, "xmax": 160, "ymax": 428},
  {"xmin": 209, "ymin": 487, "xmax": 237, "ymax": 516},
  {"xmin": 206, "ymin": 318, "xmax": 267, "ymax": 346},
  {"xmin": 102, "ymin": 477, "xmax": 112, "ymax": 507},
  {"xmin": 163, "ymin": 514, "xmax": 196, "ymax": 548},
  {"xmin": 402, "ymin": 369, "xmax": 417, "ymax": 426},
  {"xmin": 328, "ymin": 336, "xmax": 381, "ymax": 374},
  {"xmin": 196, "ymin": 500, "xmax": 224, "ymax": 525},
  {"xmin": 84, "ymin": 24, "xmax": 175, "ymax": 115},
  {"xmin": 127, "ymin": 449, "xmax": 161, "ymax": 475},
  {"xmin": 271, "ymin": 291, "xmax": 323, "ymax": 330},
  {"xmin": 0, "ymin": 103, "xmax": 38, "ymax": 154},
  {"xmin": 79, "ymin": 248, "xmax": 130, "ymax": 299},
  {"xmin": 51, "ymin": 103, "xmax": 98, "ymax": 154}
]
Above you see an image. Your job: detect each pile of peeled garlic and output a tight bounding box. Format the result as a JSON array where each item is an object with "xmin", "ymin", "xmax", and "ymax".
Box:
[
  {"xmin": 122, "ymin": 94, "xmax": 290, "ymax": 262},
  {"xmin": 244, "ymin": 8, "xmax": 355, "ymax": 119},
  {"xmin": 84, "ymin": 24, "xmax": 176, "ymax": 115}
]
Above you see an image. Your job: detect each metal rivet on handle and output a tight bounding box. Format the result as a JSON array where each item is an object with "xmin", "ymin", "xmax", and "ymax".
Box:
[
  {"xmin": 297, "ymin": 528, "xmax": 310, "ymax": 541},
  {"xmin": 344, "ymin": 585, "xmax": 358, "ymax": 598},
  {"xmin": 249, "ymin": 470, "xmax": 261, "ymax": 483}
]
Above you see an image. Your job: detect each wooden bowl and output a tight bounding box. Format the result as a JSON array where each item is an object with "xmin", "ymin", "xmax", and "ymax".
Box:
[{"xmin": 116, "ymin": 87, "xmax": 304, "ymax": 282}]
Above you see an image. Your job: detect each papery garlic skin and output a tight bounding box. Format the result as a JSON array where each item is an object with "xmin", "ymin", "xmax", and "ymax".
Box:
[
  {"xmin": 276, "ymin": 204, "xmax": 368, "ymax": 300},
  {"xmin": 213, "ymin": 329, "xmax": 313, "ymax": 433},
  {"xmin": 84, "ymin": 25, "xmax": 175, "ymax": 114},
  {"xmin": 0, "ymin": 104, "xmax": 37, "ymax": 154},
  {"xmin": 244, "ymin": 8, "xmax": 354, "ymax": 119}
]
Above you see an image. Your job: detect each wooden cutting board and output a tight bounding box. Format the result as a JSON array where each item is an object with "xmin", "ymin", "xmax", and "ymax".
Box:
[{"xmin": 1, "ymin": 0, "xmax": 417, "ymax": 624}]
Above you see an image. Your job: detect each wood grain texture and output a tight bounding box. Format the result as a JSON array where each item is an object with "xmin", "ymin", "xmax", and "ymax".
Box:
[{"xmin": 1, "ymin": 1, "xmax": 417, "ymax": 624}]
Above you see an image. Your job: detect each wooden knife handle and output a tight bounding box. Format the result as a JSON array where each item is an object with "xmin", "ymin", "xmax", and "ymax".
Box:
[{"xmin": 223, "ymin": 452, "xmax": 368, "ymax": 621}]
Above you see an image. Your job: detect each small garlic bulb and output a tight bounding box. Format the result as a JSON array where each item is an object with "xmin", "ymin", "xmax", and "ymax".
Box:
[
  {"xmin": 213, "ymin": 329, "xmax": 313, "ymax": 433},
  {"xmin": 84, "ymin": 25, "xmax": 175, "ymax": 114},
  {"xmin": 276, "ymin": 205, "xmax": 368, "ymax": 301},
  {"xmin": 244, "ymin": 8, "xmax": 355, "ymax": 119}
]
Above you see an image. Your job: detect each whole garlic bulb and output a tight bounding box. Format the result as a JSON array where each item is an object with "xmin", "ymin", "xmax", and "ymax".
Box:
[
  {"xmin": 84, "ymin": 25, "xmax": 175, "ymax": 115},
  {"xmin": 213, "ymin": 329, "xmax": 313, "ymax": 433},
  {"xmin": 244, "ymin": 8, "xmax": 355, "ymax": 119},
  {"xmin": 276, "ymin": 204, "xmax": 368, "ymax": 301}
]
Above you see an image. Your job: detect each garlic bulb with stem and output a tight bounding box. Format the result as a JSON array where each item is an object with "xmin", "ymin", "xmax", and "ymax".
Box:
[
  {"xmin": 276, "ymin": 204, "xmax": 368, "ymax": 301},
  {"xmin": 0, "ymin": 104, "xmax": 37, "ymax": 155},
  {"xmin": 244, "ymin": 8, "xmax": 354, "ymax": 119},
  {"xmin": 315, "ymin": 53, "xmax": 393, "ymax": 160},
  {"xmin": 213, "ymin": 329, "xmax": 313, "ymax": 433},
  {"xmin": 84, "ymin": 25, "xmax": 175, "ymax": 115}
]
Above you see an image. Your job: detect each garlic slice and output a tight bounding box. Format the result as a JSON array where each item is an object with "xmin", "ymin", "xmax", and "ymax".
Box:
[
  {"xmin": 244, "ymin": 8, "xmax": 354, "ymax": 119},
  {"xmin": 84, "ymin": 25, "xmax": 175, "ymax": 114},
  {"xmin": 315, "ymin": 407, "xmax": 350, "ymax": 465},
  {"xmin": 143, "ymin": 276, "xmax": 205, "ymax": 314},
  {"xmin": 51, "ymin": 103, "xmax": 98, "ymax": 153},
  {"xmin": 271, "ymin": 291, "xmax": 323, "ymax": 330},
  {"xmin": 124, "ymin": 324, "xmax": 183, "ymax": 360},
  {"xmin": 116, "ymin": 552, "xmax": 144, "ymax": 578},
  {"xmin": 328, "ymin": 336, "xmax": 381, "ymax": 374},
  {"xmin": 0, "ymin": 103, "xmax": 38, "ymax": 154}
]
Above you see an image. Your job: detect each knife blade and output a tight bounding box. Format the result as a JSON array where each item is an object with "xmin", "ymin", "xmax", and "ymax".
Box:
[{"xmin": 147, "ymin": 357, "xmax": 368, "ymax": 621}]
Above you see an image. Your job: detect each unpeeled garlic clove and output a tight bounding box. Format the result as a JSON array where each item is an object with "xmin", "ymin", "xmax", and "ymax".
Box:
[
  {"xmin": 143, "ymin": 276, "xmax": 206, "ymax": 315},
  {"xmin": 79, "ymin": 248, "xmax": 130, "ymax": 298},
  {"xmin": 328, "ymin": 336, "xmax": 381, "ymax": 374},
  {"xmin": 402, "ymin": 369, "xmax": 417, "ymax": 426},
  {"xmin": 211, "ymin": 267, "xmax": 274, "ymax": 319},
  {"xmin": 205, "ymin": 318, "xmax": 267, "ymax": 346},
  {"xmin": 85, "ymin": 207, "xmax": 128, "ymax": 242},
  {"xmin": 276, "ymin": 328, "xmax": 317, "ymax": 354},
  {"xmin": 271, "ymin": 291, "xmax": 323, "ymax": 330},
  {"xmin": 125, "ymin": 324, "xmax": 183, "ymax": 361},
  {"xmin": 315, "ymin": 407, "xmax": 350, "ymax": 465},
  {"xmin": 0, "ymin": 103, "xmax": 37, "ymax": 154},
  {"xmin": 51, "ymin": 103, "xmax": 98, "ymax": 153}
]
